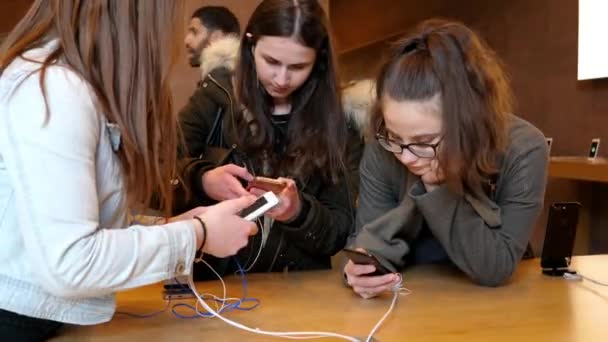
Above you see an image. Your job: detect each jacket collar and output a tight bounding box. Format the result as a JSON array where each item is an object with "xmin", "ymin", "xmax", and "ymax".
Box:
[
  {"xmin": 199, "ymin": 35, "xmax": 240, "ymax": 81},
  {"xmin": 341, "ymin": 79, "xmax": 375, "ymax": 136}
]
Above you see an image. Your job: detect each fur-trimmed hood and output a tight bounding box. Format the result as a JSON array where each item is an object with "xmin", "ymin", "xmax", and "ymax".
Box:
[
  {"xmin": 199, "ymin": 34, "xmax": 240, "ymax": 80},
  {"xmin": 342, "ymin": 79, "xmax": 376, "ymax": 137}
]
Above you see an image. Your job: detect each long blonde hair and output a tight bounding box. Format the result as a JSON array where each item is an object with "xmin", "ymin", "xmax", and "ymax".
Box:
[{"xmin": 0, "ymin": 0, "xmax": 185, "ymax": 213}]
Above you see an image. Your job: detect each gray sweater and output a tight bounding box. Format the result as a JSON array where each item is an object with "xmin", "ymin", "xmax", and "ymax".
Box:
[{"xmin": 352, "ymin": 116, "xmax": 548, "ymax": 286}]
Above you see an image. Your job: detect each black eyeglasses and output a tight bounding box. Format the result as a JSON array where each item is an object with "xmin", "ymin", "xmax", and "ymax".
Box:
[{"xmin": 375, "ymin": 133, "xmax": 441, "ymax": 159}]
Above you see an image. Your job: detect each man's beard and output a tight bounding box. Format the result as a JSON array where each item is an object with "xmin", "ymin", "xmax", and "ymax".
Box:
[
  {"xmin": 188, "ymin": 52, "xmax": 201, "ymax": 67},
  {"xmin": 188, "ymin": 37, "xmax": 211, "ymax": 68}
]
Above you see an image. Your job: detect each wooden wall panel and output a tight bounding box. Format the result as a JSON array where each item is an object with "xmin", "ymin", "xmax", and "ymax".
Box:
[
  {"xmin": 330, "ymin": 0, "xmax": 446, "ymax": 54},
  {"xmin": 443, "ymin": 0, "xmax": 608, "ymax": 158},
  {"xmin": 0, "ymin": 1, "xmax": 33, "ymax": 37},
  {"xmin": 443, "ymin": 0, "xmax": 608, "ymax": 255}
]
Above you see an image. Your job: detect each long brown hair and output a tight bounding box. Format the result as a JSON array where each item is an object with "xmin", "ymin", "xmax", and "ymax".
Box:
[
  {"xmin": 372, "ymin": 19, "xmax": 512, "ymax": 198},
  {"xmin": 234, "ymin": 0, "xmax": 346, "ymax": 183},
  {"xmin": 0, "ymin": 0, "xmax": 184, "ymax": 213}
]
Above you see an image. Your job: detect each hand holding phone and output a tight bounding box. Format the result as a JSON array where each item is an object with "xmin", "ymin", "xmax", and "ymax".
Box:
[
  {"xmin": 201, "ymin": 164, "xmax": 254, "ymax": 201},
  {"xmin": 248, "ymin": 177, "xmax": 301, "ymax": 222},
  {"xmin": 194, "ymin": 196, "xmax": 259, "ymax": 258},
  {"xmin": 343, "ymin": 248, "xmax": 400, "ymax": 299},
  {"xmin": 342, "ymin": 248, "xmax": 391, "ymax": 276}
]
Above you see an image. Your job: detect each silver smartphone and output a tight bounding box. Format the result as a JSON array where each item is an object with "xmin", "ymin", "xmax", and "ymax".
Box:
[{"xmin": 546, "ymin": 137, "xmax": 553, "ymax": 156}]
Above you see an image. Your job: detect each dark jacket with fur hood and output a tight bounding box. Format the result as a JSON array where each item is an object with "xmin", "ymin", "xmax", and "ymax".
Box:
[{"xmin": 177, "ymin": 36, "xmax": 374, "ymax": 277}]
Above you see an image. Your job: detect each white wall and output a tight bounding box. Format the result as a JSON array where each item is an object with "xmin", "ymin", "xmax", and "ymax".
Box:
[{"xmin": 578, "ymin": 0, "xmax": 608, "ymax": 80}]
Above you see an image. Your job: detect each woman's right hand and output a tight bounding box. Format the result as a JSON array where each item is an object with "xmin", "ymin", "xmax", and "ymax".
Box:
[
  {"xmin": 195, "ymin": 196, "xmax": 258, "ymax": 258},
  {"xmin": 201, "ymin": 164, "xmax": 254, "ymax": 201},
  {"xmin": 343, "ymin": 253, "xmax": 401, "ymax": 299},
  {"xmin": 420, "ymin": 158, "xmax": 445, "ymax": 193}
]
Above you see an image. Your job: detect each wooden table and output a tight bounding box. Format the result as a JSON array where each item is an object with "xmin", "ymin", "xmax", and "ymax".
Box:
[
  {"xmin": 549, "ymin": 156, "xmax": 608, "ymax": 183},
  {"xmin": 52, "ymin": 255, "xmax": 608, "ymax": 342}
]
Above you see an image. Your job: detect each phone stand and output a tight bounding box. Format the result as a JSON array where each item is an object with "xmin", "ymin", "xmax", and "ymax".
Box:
[
  {"xmin": 542, "ymin": 268, "xmax": 574, "ymax": 277},
  {"xmin": 541, "ymin": 256, "xmax": 574, "ymax": 276}
]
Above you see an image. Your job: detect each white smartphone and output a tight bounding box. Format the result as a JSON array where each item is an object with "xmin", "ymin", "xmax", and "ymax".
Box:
[
  {"xmin": 546, "ymin": 137, "xmax": 553, "ymax": 156},
  {"xmin": 239, "ymin": 191, "xmax": 280, "ymax": 221},
  {"xmin": 588, "ymin": 138, "xmax": 600, "ymax": 159}
]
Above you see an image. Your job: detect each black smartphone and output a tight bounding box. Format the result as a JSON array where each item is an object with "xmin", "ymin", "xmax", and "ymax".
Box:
[
  {"xmin": 588, "ymin": 138, "xmax": 600, "ymax": 159},
  {"xmin": 162, "ymin": 287, "xmax": 195, "ymax": 300},
  {"xmin": 540, "ymin": 202, "xmax": 581, "ymax": 276},
  {"xmin": 162, "ymin": 277, "xmax": 194, "ymax": 300},
  {"xmin": 342, "ymin": 248, "xmax": 391, "ymax": 276}
]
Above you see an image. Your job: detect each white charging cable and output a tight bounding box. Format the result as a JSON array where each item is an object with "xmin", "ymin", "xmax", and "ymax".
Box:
[
  {"xmin": 243, "ymin": 218, "xmax": 265, "ymax": 272},
  {"xmin": 197, "ymin": 259, "xmax": 235, "ymax": 312},
  {"xmin": 187, "ymin": 265, "xmax": 410, "ymax": 341},
  {"xmin": 366, "ymin": 274, "xmax": 410, "ymax": 342},
  {"xmin": 563, "ymin": 271, "xmax": 608, "ymax": 287}
]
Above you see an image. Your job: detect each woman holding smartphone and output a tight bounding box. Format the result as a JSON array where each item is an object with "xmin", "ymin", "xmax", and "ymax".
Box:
[
  {"xmin": 0, "ymin": 1, "xmax": 257, "ymax": 339},
  {"xmin": 179, "ymin": 0, "xmax": 368, "ymax": 278},
  {"xmin": 344, "ymin": 19, "xmax": 548, "ymax": 298}
]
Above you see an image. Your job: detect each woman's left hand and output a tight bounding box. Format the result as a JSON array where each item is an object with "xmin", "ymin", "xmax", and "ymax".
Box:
[{"xmin": 249, "ymin": 177, "xmax": 302, "ymax": 222}]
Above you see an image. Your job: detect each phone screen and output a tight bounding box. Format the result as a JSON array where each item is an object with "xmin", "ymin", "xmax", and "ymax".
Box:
[
  {"xmin": 541, "ymin": 202, "xmax": 581, "ymax": 271},
  {"xmin": 589, "ymin": 141, "xmax": 600, "ymax": 158},
  {"xmin": 239, "ymin": 196, "xmax": 270, "ymax": 219}
]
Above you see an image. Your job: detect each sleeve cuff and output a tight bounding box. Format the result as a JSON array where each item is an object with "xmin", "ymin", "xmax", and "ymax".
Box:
[
  {"xmin": 164, "ymin": 220, "xmax": 198, "ymax": 277},
  {"xmin": 192, "ymin": 163, "xmax": 215, "ymax": 199},
  {"xmin": 282, "ymin": 194, "xmax": 311, "ymax": 227},
  {"xmin": 408, "ymin": 180, "xmax": 427, "ymax": 197},
  {"xmin": 409, "ymin": 181, "xmax": 459, "ymax": 207}
]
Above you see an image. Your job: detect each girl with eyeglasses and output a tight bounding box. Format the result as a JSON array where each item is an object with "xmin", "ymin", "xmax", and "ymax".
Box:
[{"xmin": 344, "ymin": 19, "xmax": 549, "ymax": 298}]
